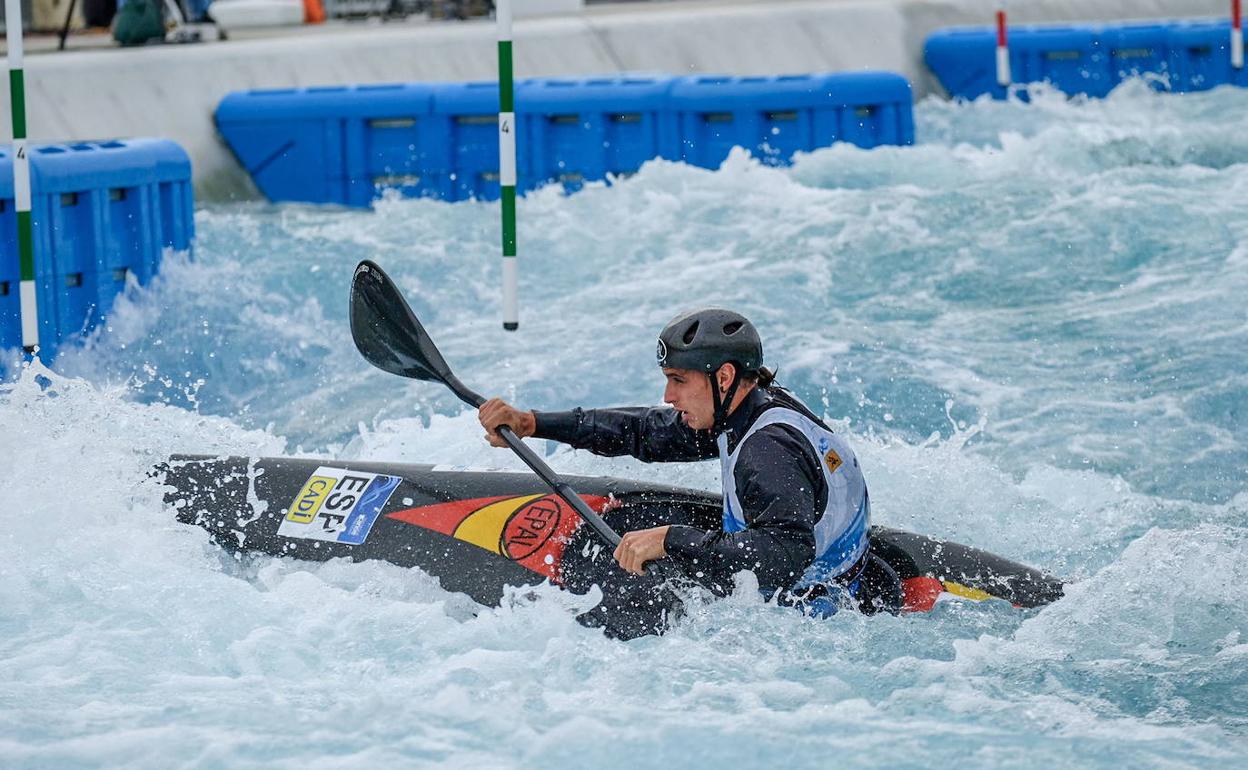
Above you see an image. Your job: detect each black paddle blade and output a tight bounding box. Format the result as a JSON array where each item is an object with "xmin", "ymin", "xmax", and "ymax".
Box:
[
  {"xmin": 350, "ymin": 260, "xmax": 456, "ymax": 387},
  {"xmin": 348, "ymin": 261, "xmax": 624, "ymax": 553}
]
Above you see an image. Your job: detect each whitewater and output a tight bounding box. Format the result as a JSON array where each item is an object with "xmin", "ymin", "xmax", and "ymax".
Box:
[{"xmin": 2, "ymin": 82, "xmax": 1247, "ymax": 768}]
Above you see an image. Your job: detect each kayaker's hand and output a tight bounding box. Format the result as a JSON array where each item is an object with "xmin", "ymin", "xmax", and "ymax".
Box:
[
  {"xmin": 614, "ymin": 525, "xmax": 669, "ymax": 576},
  {"xmin": 478, "ymin": 398, "xmax": 536, "ymax": 448}
]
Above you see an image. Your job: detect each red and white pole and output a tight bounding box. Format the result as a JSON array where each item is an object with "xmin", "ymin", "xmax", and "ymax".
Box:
[
  {"xmin": 1233, "ymin": 0, "xmax": 1243, "ymax": 70},
  {"xmin": 995, "ymin": 4, "xmax": 1012, "ymax": 87}
]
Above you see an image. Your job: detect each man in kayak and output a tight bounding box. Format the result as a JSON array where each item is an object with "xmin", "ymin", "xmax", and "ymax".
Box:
[{"xmin": 478, "ymin": 308, "xmax": 901, "ymax": 617}]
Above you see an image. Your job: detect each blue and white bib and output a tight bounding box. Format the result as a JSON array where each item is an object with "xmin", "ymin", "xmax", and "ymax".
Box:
[{"xmin": 717, "ymin": 407, "xmax": 870, "ymax": 581}]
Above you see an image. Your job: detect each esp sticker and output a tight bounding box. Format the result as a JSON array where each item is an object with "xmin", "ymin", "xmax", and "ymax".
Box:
[{"xmin": 277, "ymin": 467, "xmax": 400, "ymax": 545}]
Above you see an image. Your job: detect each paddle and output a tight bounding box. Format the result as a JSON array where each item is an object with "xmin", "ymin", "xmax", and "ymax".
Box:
[{"xmin": 349, "ymin": 259, "xmax": 625, "ymax": 550}]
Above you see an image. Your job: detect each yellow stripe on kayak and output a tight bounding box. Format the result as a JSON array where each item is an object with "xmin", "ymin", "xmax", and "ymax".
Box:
[
  {"xmin": 941, "ymin": 581, "xmax": 997, "ymax": 602},
  {"xmin": 453, "ymin": 494, "xmax": 544, "ymax": 554}
]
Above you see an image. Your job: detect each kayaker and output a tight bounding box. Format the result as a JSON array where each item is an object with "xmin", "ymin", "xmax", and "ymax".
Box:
[{"xmin": 478, "ymin": 308, "xmax": 901, "ymax": 616}]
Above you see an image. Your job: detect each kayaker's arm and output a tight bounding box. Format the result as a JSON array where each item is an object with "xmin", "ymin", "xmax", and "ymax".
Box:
[
  {"xmin": 663, "ymin": 425, "xmax": 821, "ymax": 594},
  {"xmin": 531, "ymin": 406, "xmax": 718, "ymax": 462}
]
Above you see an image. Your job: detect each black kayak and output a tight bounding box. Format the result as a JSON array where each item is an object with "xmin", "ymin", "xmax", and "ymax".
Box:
[{"xmin": 159, "ymin": 455, "xmax": 1064, "ymax": 638}]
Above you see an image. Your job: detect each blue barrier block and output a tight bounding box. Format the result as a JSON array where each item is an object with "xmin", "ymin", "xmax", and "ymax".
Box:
[
  {"xmin": 0, "ymin": 201, "xmax": 18, "ymax": 352},
  {"xmin": 926, "ymin": 26, "xmax": 1104, "ymax": 99},
  {"xmin": 428, "ymin": 81, "xmax": 506, "ymax": 202},
  {"xmin": 668, "ymin": 72, "xmax": 913, "ymax": 169},
  {"xmin": 217, "ymin": 72, "xmax": 915, "ymax": 207},
  {"xmin": 216, "ymin": 84, "xmax": 438, "ymax": 207},
  {"xmin": 1017, "ymin": 27, "xmax": 1109, "ymax": 97},
  {"xmin": 1103, "ymin": 25, "xmax": 1170, "ymax": 89},
  {"xmin": 823, "ymin": 72, "xmax": 915, "ymax": 149},
  {"xmin": 670, "ymin": 75, "xmax": 807, "ymax": 168},
  {"xmin": 1168, "ymin": 22, "xmax": 1248, "ymax": 91},
  {"xmin": 924, "ymin": 28, "xmax": 1000, "ymax": 100},
  {"xmin": 0, "ymin": 138, "xmax": 194, "ymax": 360},
  {"xmin": 518, "ymin": 76, "xmax": 674, "ymax": 193},
  {"xmin": 927, "ymin": 20, "xmax": 1248, "ymax": 100},
  {"xmin": 26, "ymin": 171, "xmax": 99, "ymax": 345}
]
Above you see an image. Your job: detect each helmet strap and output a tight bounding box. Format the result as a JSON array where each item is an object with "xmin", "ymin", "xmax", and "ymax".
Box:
[{"xmin": 708, "ymin": 365, "xmax": 743, "ymax": 435}]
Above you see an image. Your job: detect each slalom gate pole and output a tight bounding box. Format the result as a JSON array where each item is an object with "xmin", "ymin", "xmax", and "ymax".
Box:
[
  {"xmin": 5, "ymin": 0, "xmax": 38, "ymax": 354},
  {"xmin": 497, "ymin": 0, "xmax": 518, "ymax": 331},
  {"xmin": 995, "ymin": 3, "xmax": 1011, "ymax": 88},
  {"xmin": 1233, "ymin": 0, "xmax": 1244, "ymax": 70}
]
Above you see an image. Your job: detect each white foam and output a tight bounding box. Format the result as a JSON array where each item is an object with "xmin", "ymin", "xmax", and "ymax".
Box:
[{"xmin": 3, "ymin": 83, "xmax": 1247, "ymax": 767}]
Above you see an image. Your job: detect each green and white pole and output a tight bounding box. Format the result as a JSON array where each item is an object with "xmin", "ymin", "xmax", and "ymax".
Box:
[
  {"xmin": 5, "ymin": 0, "xmax": 38, "ymax": 352},
  {"xmin": 497, "ymin": 0, "xmax": 518, "ymax": 331}
]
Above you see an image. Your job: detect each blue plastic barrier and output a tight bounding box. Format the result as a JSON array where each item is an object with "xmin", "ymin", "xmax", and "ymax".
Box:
[
  {"xmin": 926, "ymin": 20, "xmax": 1248, "ymax": 100},
  {"xmin": 669, "ymin": 72, "xmax": 913, "ymax": 169},
  {"xmin": 1167, "ymin": 22, "xmax": 1248, "ymax": 91},
  {"xmin": 216, "ymin": 84, "xmax": 438, "ymax": 207},
  {"xmin": 0, "ymin": 138, "xmax": 194, "ymax": 361},
  {"xmin": 0, "ymin": 208, "xmax": 18, "ymax": 353},
  {"xmin": 520, "ymin": 76, "xmax": 674, "ymax": 193},
  {"xmin": 217, "ymin": 72, "xmax": 916, "ymax": 208},
  {"xmin": 429, "ymin": 77, "xmax": 676, "ymax": 200},
  {"xmin": 428, "ymin": 81, "xmax": 516, "ymax": 202}
]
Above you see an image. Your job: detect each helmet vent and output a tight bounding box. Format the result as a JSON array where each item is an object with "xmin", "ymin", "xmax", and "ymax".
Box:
[
  {"xmin": 722, "ymin": 321, "xmax": 743, "ymax": 335},
  {"xmin": 682, "ymin": 321, "xmax": 700, "ymax": 344}
]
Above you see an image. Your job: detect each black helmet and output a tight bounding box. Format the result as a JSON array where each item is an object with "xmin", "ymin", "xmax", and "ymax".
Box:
[{"xmin": 656, "ymin": 308, "xmax": 763, "ymax": 374}]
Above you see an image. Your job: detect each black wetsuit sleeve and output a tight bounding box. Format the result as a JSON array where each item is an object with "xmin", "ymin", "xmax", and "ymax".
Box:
[
  {"xmin": 532, "ymin": 407, "xmax": 718, "ymax": 463},
  {"xmin": 662, "ymin": 424, "xmax": 822, "ymax": 594}
]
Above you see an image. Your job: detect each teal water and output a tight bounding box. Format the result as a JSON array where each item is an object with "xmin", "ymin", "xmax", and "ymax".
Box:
[{"xmin": 1, "ymin": 81, "xmax": 1246, "ymax": 768}]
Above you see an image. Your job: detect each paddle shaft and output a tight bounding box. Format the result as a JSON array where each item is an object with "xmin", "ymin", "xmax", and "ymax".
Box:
[
  {"xmin": 498, "ymin": 425, "xmax": 623, "ymax": 549},
  {"xmin": 349, "ymin": 259, "xmax": 656, "ymax": 567},
  {"xmin": 445, "ymin": 373, "xmax": 623, "ymax": 549}
]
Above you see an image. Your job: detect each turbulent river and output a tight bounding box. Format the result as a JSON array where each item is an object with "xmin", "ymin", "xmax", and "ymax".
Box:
[{"xmin": 2, "ymin": 82, "xmax": 1247, "ymax": 768}]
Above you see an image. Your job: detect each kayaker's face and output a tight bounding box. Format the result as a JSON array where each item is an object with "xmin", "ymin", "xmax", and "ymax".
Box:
[{"xmin": 663, "ymin": 367, "xmax": 715, "ymax": 430}]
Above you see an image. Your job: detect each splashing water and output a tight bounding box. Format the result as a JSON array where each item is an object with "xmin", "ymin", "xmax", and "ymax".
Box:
[{"xmin": 2, "ymin": 82, "xmax": 1247, "ymax": 768}]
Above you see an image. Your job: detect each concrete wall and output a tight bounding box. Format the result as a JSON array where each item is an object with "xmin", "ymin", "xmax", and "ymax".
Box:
[{"xmin": 1, "ymin": 0, "xmax": 1228, "ymax": 201}]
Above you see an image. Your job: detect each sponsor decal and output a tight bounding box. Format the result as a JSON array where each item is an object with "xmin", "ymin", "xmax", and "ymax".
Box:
[
  {"xmin": 823, "ymin": 447, "xmax": 842, "ymax": 474},
  {"xmin": 287, "ymin": 475, "xmax": 335, "ymax": 524},
  {"xmin": 277, "ymin": 467, "xmax": 400, "ymax": 545},
  {"xmin": 502, "ymin": 497, "xmax": 561, "ymax": 560},
  {"xmin": 387, "ymin": 493, "xmax": 609, "ymax": 582}
]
